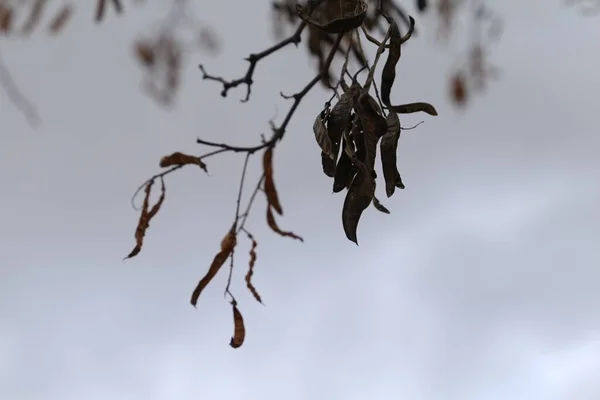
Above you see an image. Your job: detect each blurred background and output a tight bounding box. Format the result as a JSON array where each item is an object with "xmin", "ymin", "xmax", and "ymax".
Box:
[{"xmin": 1, "ymin": 1, "xmax": 599, "ymax": 399}]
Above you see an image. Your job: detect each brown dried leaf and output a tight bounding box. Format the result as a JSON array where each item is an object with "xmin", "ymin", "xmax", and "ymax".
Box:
[
  {"xmin": 159, "ymin": 151, "xmax": 208, "ymax": 172},
  {"xmin": 47, "ymin": 4, "xmax": 72, "ymax": 34},
  {"xmin": 229, "ymin": 299, "xmax": 246, "ymax": 349},
  {"xmin": 380, "ymin": 112, "xmax": 405, "ymax": 197},
  {"xmin": 342, "ymin": 159, "xmax": 375, "ymax": 245},
  {"xmin": 125, "ymin": 177, "xmax": 166, "ymax": 259},
  {"xmin": 263, "ymin": 148, "xmax": 283, "ymax": 215},
  {"xmin": 380, "ymin": 17, "xmax": 415, "ymax": 106},
  {"xmin": 134, "ymin": 40, "xmax": 156, "ymax": 67},
  {"xmin": 244, "ymin": 231, "xmax": 262, "ymax": 304},
  {"xmin": 0, "ymin": 6, "xmax": 13, "ymax": 34},
  {"xmin": 373, "ymin": 195, "xmax": 391, "ymax": 214},
  {"xmin": 296, "ymin": 0, "xmax": 368, "ymax": 34},
  {"xmin": 451, "ymin": 72, "xmax": 468, "ymax": 106},
  {"xmin": 190, "ymin": 228, "xmax": 237, "ymax": 307},
  {"xmin": 313, "ymin": 109, "xmax": 335, "ymax": 159},
  {"xmin": 266, "ymin": 205, "xmax": 303, "ymax": 242},
  {"xmin": 388, "ymin": 102, "xmax": 438, "ymax": 116},
  {"xmin": 22, "ymin": 0, "xmax": 47, "ymax": 35}
]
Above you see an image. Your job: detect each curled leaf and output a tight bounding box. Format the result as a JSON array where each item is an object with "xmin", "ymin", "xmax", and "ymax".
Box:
[
  {"xmin": 229, "ymin": 299, "xmax": 246, "ymax": 349},
  {"xmin": 342, "ymin": 159, "xmax": 375, "ymax": 245},
  {"xmin": 389, "ymin": 102, "xmax": 438, "ymax": 116},
  {"xmin": 266, "ymin": 205, "xmax": 303, "ymax": 242},
  {"xmin": 380, "ymin": 112, "xmax": 405, "ymax": 198},
  {"xmin": 313, "ymin": 109, "xmax": 335, "ymax": 159},
  {"xmin": 190, "ymin": 228, "xmax": 237, "ymax": 307},
  {"xmin": 373, "ymin": 196, "xmax": 391, "ymax": 214},
  {"xmin": 263, "ymin": 148, "xmax": 283, "ymax": 215},
  {"xmin": 296, "ymin": 0, "xmax": 368, "ymax": 34},
  {"xmin": 48, "ymin": 5, "xmax": 73, "ymax": 34},
  {"xmin": 125, "ymin": 177, "xmax": 166, "ymax": 259},
  {"xmin": 159, "ymin": 151, "xmax": 208, "ymax": 172},
  {"xmin": 244, "ymin": 232, "xmax": 262, "ymax": 304}
]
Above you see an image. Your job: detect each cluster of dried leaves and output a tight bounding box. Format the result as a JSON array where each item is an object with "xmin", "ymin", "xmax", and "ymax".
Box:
[
  {"xmin": 272, "ymin": 0, "xmax": 502, "ymax": 107},
  {"xmin": 124, "ymin": 0, "xmax": 440, "ymax": 348}
]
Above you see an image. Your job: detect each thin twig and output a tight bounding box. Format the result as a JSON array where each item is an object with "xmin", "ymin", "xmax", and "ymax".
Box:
[
  {"xmin": 198, "ymin": 0, "xmax": 326, "ymax": 102},
  {"xmin": 0, "ymin": 53, "xmax": 40, "ymax": 127}
]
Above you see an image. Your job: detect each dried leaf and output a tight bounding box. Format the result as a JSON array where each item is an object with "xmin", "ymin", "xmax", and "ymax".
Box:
[
  {"xmin": 244, "ymin": 232, "xmax": 262, "ymax": 304},
  {"xmin": 321, "ymin": 151, "xmax": 337, "ymax": 178},
  {"xmin": 333, "ymin": 138, "xmax": 357, "ymax": 193},
  {"xmin": 190, "ymin": 228, "xmax": 237, "ymax": 307},
  {"xmin": 342, "ymin": 159, "xmax": 375, "ymax": 244},
  {"xmin": 134, "ymin": 40, "xmax": 156, "ymax": 67},
  {"xmin": 313, "ymin": 109, "xmax": 335, "ymax": 159},
  {"xmin": 266, "ymin": 205, "xmax": 303, "ymax": 242},
  {"xmin": 380, "ymin": 112, "xmax": 405, "ymax": 197},
  {"xmin": 263, "ymin": 148, "xmax": 283, "ymax": 215},
  {"xmin": 0, "ymin": 6, "xmax": 13, "ymax": 34},
  {"xmin": 296, "ymin": 0, "xmax": 368, "ymax": 34},
  {"xmin": 159, "ymin": 151, "xmax": 208, "ymax": 172},
  {"xmin": 355, "ymin": 93, "xmax": 386, "ymax": 171},
  {"xmin": 323, "ymin": 87, "xmax": 357, "ymax": 170},
  {"xmin": 48, "ymin": 4, "xmax": 72, "ymax": 34},
  {"xmin": 125, "ymin": 177, "xmax": 166, "ymax": 259},
  {"xmin": 451, "ymin": 72, "xmax": 467, "ymax": 106},
  {"xmin": 380, "ymin": 17, "xmax": 415, "ymax": 106},
  {"xmin": 388, "ymin": 102, "xmax": 438, "ymax": 116},
  {"xmin": 22, "ymin": 0, "xmax": 47, "ymax": 35},
  {"xmin": 373, "ymin": 196, "xmax": 391, "ymax": 214},
  {"xmin": 229, "ymin": 299, "xmax": 246, "ymax": 349}
]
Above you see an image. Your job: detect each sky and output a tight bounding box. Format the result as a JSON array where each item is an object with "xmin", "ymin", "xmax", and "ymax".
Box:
[{"xmin": 1, "ymin": 1, "xmax": 599, "ymax": 400}]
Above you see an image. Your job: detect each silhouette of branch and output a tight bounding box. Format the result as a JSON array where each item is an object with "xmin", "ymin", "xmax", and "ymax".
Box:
[{"xmin": 198, "ymin": 0, "xmax": 326, "ymax": 102}]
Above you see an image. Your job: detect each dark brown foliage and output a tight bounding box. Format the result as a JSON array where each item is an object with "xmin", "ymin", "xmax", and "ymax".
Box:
[{"xmin": 244, "ymin": 231, "xmax": 262, "ymax": 304}]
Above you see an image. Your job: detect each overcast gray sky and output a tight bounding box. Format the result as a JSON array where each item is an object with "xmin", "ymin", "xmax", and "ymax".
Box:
[{"xmin": 1, "ymin": 1, "xmax": 599, "ymax": 400}]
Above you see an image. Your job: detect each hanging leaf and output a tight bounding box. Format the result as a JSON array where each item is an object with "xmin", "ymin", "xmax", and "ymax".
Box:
[
  {"xmin": 342, "ymin": 159, "xmax": 375, "ymax": 245},
  {"xmin": 296, "ymin": 0, "xmax": 368, "ymax": 34},
  {"xmin": 229, "ymin": 299, "xmax": 246, "ymax": 349},
  {"xmin": 380, "ymin": 17, "xmax": 415, "ymax": 106},
  {"xmin": 244, "ymin": 231, "xmax": 262, "ymax": 304},
  {"xmin": 380, "ymin": 112, "xmax": 405, "ymax": 197},
  {"xmin": 313, "ymin": 109, "xmax": 335, "ymax": 160},
  {"xmin": 47, "ymin": 4, "xmax": 73, "ymax": 34},
  {"xmin": 190, "ymin": 227, "xmax": 237, "ymax": 307},
  {"xmin": 333, "ymin": 138, "xmax": 357, "ymax": 193},
  {"xmin": 125, "ymin": 177, "xmax": 166, "ymax": 259},
  {"xmin": 263, "ymin": 148, "xmax": 283, "ymax": 215}
]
